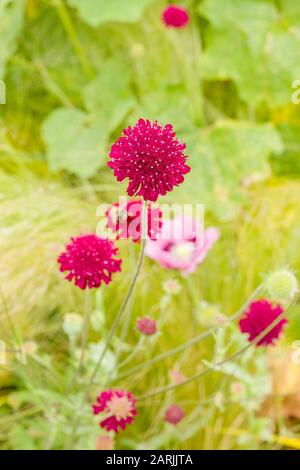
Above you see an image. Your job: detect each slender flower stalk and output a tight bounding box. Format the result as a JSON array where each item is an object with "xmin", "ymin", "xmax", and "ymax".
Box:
[
  {"xmin": 136, "ymin": 293, "xmax": 300, "ymax": 401},
  {"xmin": 87, "ymin": 202, "xmax": 148, "ymax": 390},
  {"xmin": 116, "ymin": 285, "xmax": 263, "ymax": 382},
  {"xmin": 78, "ymin": 289, "xmax": 92, "ymax": 370}
]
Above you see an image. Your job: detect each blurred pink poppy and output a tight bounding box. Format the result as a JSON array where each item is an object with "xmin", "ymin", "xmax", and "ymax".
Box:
[{"xmin": 146, "ymin": 216, "xmax": 219, "ymax": 275}]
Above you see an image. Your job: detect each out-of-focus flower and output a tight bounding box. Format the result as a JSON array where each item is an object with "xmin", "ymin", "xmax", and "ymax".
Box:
[
  {"xmin": 230, "ymin": 382, "xmax": 246, "ymax": 397},
  {"xmin": 108, "ymin": 119, "xmax": 190, "ymax": 202},
  {"xmin": 146, "ymin": 216, "xmax": 219, "ymax": 275},
  {"xmin": 93, "ymin": 389, "xmax": 137, "ymax": 433},
  {"xmin": 130, "ymin": 43, "xmax": 145, "ymax": 59},
  {"xmin": 163, "ymin": 279, "xmax": 181, "ymax": 295},
  {"xmin": 95, "ymin": 435, "xmax": 114, "ymax": 450},
  {"xmin": 162, "ymin": 5, "xmax": 189, "ymax": 28},
  {"xmin": 215, "ymin": 313, "xmax": 228, "ymax": 327},
  {"xmin": 164, "ymin": 404, "xmax": 185, "ymax": 425},
  {"xmin": 239, "ymin": 299, "xmax": 287, "ymax": 347},
  {"xmin": 63, "ymin": 313, "xmax": 83, "ymax": 337},
  {"xmin": 136, "ymin": 316, "xmax": 157, "ymax": 336},
  {"xmin": 106, "ymin": 199, "xmax": 162, "ymax": 242},
  {"xmin": 265, "ymin": 269, "xmax": 298, "ymax": 301},
  {"xmin": 169, "ymin": 369, "xmax": 186, "ymax": 385},
  {"xmin": 21, "ymin": 341, "xmax": 38, "ymax": 356},
  {"xmin": 58, "ymin": 234, "xmax": 122, "ymax": 289},
  {"xmin": 197, "ymin": 301, "xmax": 224, "ymax": 327}
]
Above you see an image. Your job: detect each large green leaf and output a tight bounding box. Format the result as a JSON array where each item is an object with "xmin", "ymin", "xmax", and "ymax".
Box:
[
  {"xmin": 174, "ymin": 121, "xmax": 283, "ymax": 219},
  {"xmin": 199, "ymin": 0, "xmax": 277, "ymax": 52},
  {"xmin": 42, "ymin": 108, "xmax": 106, "ymax": 178},
  {"xmin": 199, "ymin": 0, "xmax": 300, "ymax": 108},
  {"xmin": 200, "ymin": 26, "xmax": 300, "ymax": 108},
  {"xmin": 67, "ymin": 0, "xmax": 154, "ymax": 26},
  {"xmin": 0, "ymin": 0, "xmax": 24, "ymax": 78},
  {"xmin": 82, "ymin": 59, "xmax": 135, "ymax": 130}
]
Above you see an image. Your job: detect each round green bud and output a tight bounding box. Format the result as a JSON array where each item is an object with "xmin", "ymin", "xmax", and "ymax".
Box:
[
  {"xmin": 265, "ymin": 269, "xmax": 298, "ymax": 300},
  {"xmin": 63, "ymin": 313, "xmax": 83, "ymax": 337}
]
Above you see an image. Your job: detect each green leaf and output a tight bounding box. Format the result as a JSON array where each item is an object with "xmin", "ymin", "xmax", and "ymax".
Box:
[
  {"xmin": 82, "ymin": 59, "xmax": 135, "ymax": 130},
  {"xmin": 174, "ymin": 121, "xmax": 283, "ymax": 220},
  {"xmin": 0, "ymin": 0, "xmax": 24, "ymax": 78},
  {"xmin": 67, "ymin": 0, "xmax": 154, "ymax": 26},
  {"xmin": 271, "ymin": 123, "xmax": 300, "ymax": 177},
  {"xmin": 199, "ymin": 0, "xmax": 277, "ymax": 52},
  {"xmin": 42, "ymin": 108, "xmax": 106, "ymax": 178},
  {"xmin": 200, "ymin": 26, "xmax": 300, "ymax": 108}
]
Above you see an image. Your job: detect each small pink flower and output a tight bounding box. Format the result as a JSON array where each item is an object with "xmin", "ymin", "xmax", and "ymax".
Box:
[
  {"xmin": 136, "ymin": 316, "xmax": 157, "ymax": 336},
  {"xmin": 93, "ymin": 389, "xmax": 137, "ymax": 433},
  {"xmin": 162, "ymin": 5, "xmax": 189, "ymax": 28},
  {"xmin": 95, "ymin": 435, "xmax": 114, "ymax": 450},
  {"xmin": 106, "ymin": 199, "xmax": 162, "ymax": 242},
  {"xmin": 239, "ymin": 299, "xmax": 287, "ymax": 347},
  {"xmin": 146, "ymin": 216, "xmax": 219, "ymax": 275},
  {"xmin": 169, "ymin": 369, "xmax": 186, "ymax": 384},
  {"xmin": 108, "ymin": 119, "xmax": 190, "ymax": 202},
  {"xmin": 230, "ymin": 382, "xmax": 246, "ymax": 397},
  {"xmin": 58, "ymin": 234, "xmax": 122, "ymax": 289},
  {"xmin": 163, "ymin": 279, "xmax": 181, "ymax": 294},
  {"xmin": 164, "ymin": 404, "xmax": 185, "ymax": 425}
]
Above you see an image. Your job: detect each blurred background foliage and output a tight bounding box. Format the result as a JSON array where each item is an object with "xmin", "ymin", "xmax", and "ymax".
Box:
[{"xmin": 1, "ymin": 0, "xmax": 300, "ymax": 450}]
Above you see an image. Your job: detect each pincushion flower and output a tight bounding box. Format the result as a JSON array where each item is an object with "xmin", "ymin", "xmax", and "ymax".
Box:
[
  {"xmin": 239, "ymin": 299, "xmax": 287, "ymax": 347},
  {"xmin": 108, "ymin": 119, "xmax": 190, "ymax": 202},
  {"xmin": 146, "ymin": 216, "xmax": 219, "ymax": 275},
  {"xmin": 106, "ymin": 199, "xmax": 162, "ymax": 242},
  {"xmin": 162, "ymin": 5, "xmax": 189, "ymax": 28},
  {"xmin": 93, "ymin": 389, "xmax": 137, "ymax": 433},
  {"xmin": 164, "ymin": 404, "xmax": 185, "ymax": 425},
  {"xmin": 136, "ymin": 316, "xmax": 157, "ymax": 336},
  {"xmin": 58, "ymin": 234, "xmax": 122, "ymax": 289}
]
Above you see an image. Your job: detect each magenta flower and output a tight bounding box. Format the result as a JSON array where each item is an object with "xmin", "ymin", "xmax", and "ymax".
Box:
[
  {"xmin": 146, "ymin": 216, "xmax": 219, "ymax": 275},
  {"xmin": 58, "ymin": 234, "xmax": 122, "ymax": 289},
  {"xmin": 162, "ymin": 5, "xmax": 189, "ymax": 28},
  {"xmin": 136, "ymin": 316, "xmax": 157, "ymax": 336},
  {"xmin": 106, "ymin": 199, "xmax": 162, "ymax": 242},
  {"xmin": 239, "ymin": 299, "xmax": 287, "ymax": 347},
  {"xmin": 108, "ymin": 119, "xmax": 190, "ymax": 202},
  {"xmin": 93, "ymin": 389, "xmax": 137, "ymax": 433},
  {"xmin": 164, "ymin": 404, "xmax": 185, "ymax": 425}
]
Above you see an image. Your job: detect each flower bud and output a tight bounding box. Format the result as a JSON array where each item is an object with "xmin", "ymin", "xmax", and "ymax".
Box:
[
  {"xmin": 265, "ymin": 269, "xmax": 298, "ymax": 300},
  {"xmin": 63, "ymin": 313, "xmax": 83, "ymax": 337}
]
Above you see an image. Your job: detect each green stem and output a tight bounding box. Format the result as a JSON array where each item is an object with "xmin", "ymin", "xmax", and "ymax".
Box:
[
  {"xmin": 137, "ymin": 293, "xmax": 300, "ymax": 401},
  {"xmin": 78, "ymin": 289, "xmax": 92, "ymax": 370},
  {"xmin": 53, "ymin": 0, "xmax": 94, "ymax": 80},
  {"xmin": 116, "ymin": 285, "xmax": 263, "ymax": 382},
  {"xmin": 87, "ymin": 201, "xmax": 148, "ymax": 392}
]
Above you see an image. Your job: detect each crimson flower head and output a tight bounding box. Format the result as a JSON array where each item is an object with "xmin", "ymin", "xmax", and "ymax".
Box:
[
  {"xmin": 162, "ymin": 5, "xmax": 189, "ymax": 28},
  {"xmin": 108, "ymin": 119, "xmax": 190, "ymax": 202},
  {"xmin": 136, "ymin": 316, "xmax": 157, "ymax": 336},
  {"xmin": 58, "ymin": 234, "xmax": 122, "ymax": 289},
  {"xmin": 164, "ymin": 404, "xmax": 185, "ymax": 425},
  {"xmin": 239, "ymin": 299, "xmax": 287, "ymax": 347},
  {"xmin": 93, "ymin": 389, "xmax": 137, "ymax": 433},
  {"xmin": 106, "ymin": 199, "xmax": 162, "ymax": 242}
]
